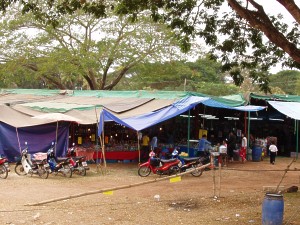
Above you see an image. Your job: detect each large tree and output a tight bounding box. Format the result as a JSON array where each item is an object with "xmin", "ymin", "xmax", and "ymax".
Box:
[
  {"xmin": 2, "ymin": 0, "xmax": 298, "ymax": 93},
  {"xmin": 0, "ymin": 2, "xmax": 196, "ymax": 90},
  {"xmin": 115, "ymin": 56, "xmax": 240, "ymax": 95}
]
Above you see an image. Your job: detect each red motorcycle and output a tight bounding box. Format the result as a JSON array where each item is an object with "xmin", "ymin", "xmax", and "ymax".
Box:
[
  {"xmin": 138, "ymin": 155, "xmax": 181, "ymax": 177},
  {"xmin": 0, "ymin": 155, "xmax": 10, "ymax": 179},
  {"xmin": 67, "ymin": 143, "xmax": 89, "ymax": 176}
]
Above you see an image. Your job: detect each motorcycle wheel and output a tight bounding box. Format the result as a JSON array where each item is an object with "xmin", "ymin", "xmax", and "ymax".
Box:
[
  {"xmin": 62, "ymin": 164, "xmax": 73, "ymax": 178},
  {"xmin": 37, "ymin": 165, "xmax": 49, "ymax": 179},
  {"xmin": 77, "ymin": 166, "xmax": 86, "ymax": 176},
  {"xmin": 169, "ymin": 166, "xmax": 180, "ymax": 175},
  {"xmin": 138, "ymin": 166, "xmax": 151, "ymax": 177},
  {"xmin": 15, "ymin": 162, "xmax": 26, "ymax": 176},
  {"xmin": 191, "ymin": 163, "xmax": 203, "ymax": 177},
  {"xmin": 0, "ymin": 165, "xmax": 8, "ymax": 179}
]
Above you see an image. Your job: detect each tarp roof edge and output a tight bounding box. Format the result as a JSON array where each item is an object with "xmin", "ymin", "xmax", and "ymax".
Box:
[
  {"xmin": 98, "ymin": 96, "xmax": 264, "ymax": 134},
  {"xmin": 250, "ymin": 93, "xmax": 300, "ymax": 102},
  {"xmin": 268, "ymin": 101, "xmax": 300, "ymax": 120},
  {"xmin": 1, "ymin": 89, "xmax": 246, "ymax": 106}
]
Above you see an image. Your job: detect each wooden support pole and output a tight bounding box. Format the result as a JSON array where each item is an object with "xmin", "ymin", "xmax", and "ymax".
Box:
[
  {"xmin": 275, "ymin": 158, "xmax": 296, "ymax": 193},
  {"xmin": 218, "ymin": 159, "xmax": 222, "ymax": 197},
  {"xmin": 25, "ymin": 163, "xmax": 212, "ymax": 206},
  {"xmin": 211, "ymin": 155, "xmax": 216, "ymax": 197}
]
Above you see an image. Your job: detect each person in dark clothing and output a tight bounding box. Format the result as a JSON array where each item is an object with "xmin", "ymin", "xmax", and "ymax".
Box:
[{"xmin": 227, "ymin": 132, "xmax": 236, "ymax": 162}]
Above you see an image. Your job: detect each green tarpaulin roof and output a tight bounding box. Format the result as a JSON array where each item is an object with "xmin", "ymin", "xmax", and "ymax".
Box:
[
  {"xmin": 250, "ymin": 93, "xmax": 300, "ymax": 102},
  {"xmin": 0, "ymin": 89, "xmax": 246, "ymax": 108},
  {"xmin": 1, "ymin": 89, "xmax": 61, "ymax": 96}
]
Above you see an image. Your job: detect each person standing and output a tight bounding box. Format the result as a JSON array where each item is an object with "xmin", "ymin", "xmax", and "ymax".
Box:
[
  {"xmin": 141, "ymin": 133, "xmax": 150, "ymax": 161},
  {"xmin": 227, "ymin": 132, "xmax": 236, "ymax": 162},
  {"xmin": 240, "ymin": 133, "xmax": 247, "ymax": 163},
  {"xmin": 197, "ymin": 134, "xmax": 211, "ymax": 157},
  {"xmin": 269, "ymin": 140, "xmax": 278, "ymax": 165},
  {"xmin": 150, "ymin": 135, "xmax": 158, "ymax": 151}
]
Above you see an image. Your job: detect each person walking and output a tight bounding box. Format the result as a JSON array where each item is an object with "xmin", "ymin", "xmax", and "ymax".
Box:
[{"xmin": 269, "ymin": 140, "xmax": 278, "ymax": 165}]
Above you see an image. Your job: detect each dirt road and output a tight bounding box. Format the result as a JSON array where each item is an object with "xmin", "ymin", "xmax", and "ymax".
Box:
[{"xmin": 1, "ymin": 157, "xmax": 300, "ymax": 225}]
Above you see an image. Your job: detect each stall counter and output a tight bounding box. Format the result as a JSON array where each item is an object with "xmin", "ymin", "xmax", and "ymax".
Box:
[{"xmin": 93, "ymin": 150, "xmax": 139, "ymax": 161}]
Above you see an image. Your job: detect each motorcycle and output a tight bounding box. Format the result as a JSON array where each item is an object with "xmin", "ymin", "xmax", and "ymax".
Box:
[
  {"xmin": 172, "ymin": 149, "xmax": 204, "ymax": 177},
  {"xmin": 67, "ymin": 143, "xmax": 89, "ymax": 176},
  {"xmin": 180, "ymin": 157, "xmax": 204, "ymax": 176},
  {"xmin": 138, "ymin": 150, "xmax": 181, "ymax": 177},
  {"xmin": 14, "ymin": 142, "xmax": 50, "ymax": 179},
  {"xmin": 0, "ymin": 155, "xmax": 10, "ymax": 179},
  {"xmin": 172, "ymin": 147, "xmax": 213, "ymax": 176},
  {"xmin": 47, "ymin": 142, "xmax": 73, "ymax": 178}
]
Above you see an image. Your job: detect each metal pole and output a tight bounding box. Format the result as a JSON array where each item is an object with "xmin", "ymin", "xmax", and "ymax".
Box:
[
  {"xmin": 187, "ymin": 109, "xmax": 191, "ymax": 156},
  {"xmin": 296, "ymin": 120, "xmax": 299, "ymax": 159},
  {"xmin": 137, "ymin": 131, "xmax": 140, "ymax": 164},
  {"xmin": 247, "ymin": 111, "xmax": 251, "ymax": 160}
]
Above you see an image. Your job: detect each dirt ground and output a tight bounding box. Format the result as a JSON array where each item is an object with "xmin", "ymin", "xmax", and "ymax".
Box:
[{"xmin": 1, "ymin": 156, "xmax": 300, "ymax": 225}]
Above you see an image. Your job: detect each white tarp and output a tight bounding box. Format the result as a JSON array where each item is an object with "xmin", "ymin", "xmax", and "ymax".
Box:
[{"xmin": 268, "ymin": 101, "xmax": 300, "ymax": 120}]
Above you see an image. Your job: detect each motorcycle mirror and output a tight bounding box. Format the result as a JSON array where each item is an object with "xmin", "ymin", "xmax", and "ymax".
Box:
[
  {"xmin": 52, "ymin": 142, "xmax": 54, "ymax": 145},
  {"xmin": 25, "ymin": 141, "xmax": 28, "ymax": 145}
]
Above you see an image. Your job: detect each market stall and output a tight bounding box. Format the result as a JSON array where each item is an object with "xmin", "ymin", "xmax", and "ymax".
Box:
[
  {"xmin": 76, "ymin": 147, "xmax": 95, "ymax": 161},
  {"xmin": 94, "ymin": 150, "xmax": 139, "ymax": 161},
  {"xmin": 72, "ymin": 122, "xmax": 140, "ymax": 161}
]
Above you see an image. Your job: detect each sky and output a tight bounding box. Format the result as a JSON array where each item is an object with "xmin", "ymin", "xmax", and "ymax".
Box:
[
  {"xmin": 248, "ymin": 1, "xmax": 298, "ymax": 73},
  {"xmin": 206, "ymin": 0, "xmax": 299, "ymax": 74}
]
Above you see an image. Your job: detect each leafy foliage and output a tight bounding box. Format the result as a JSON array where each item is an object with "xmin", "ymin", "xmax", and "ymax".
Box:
[
  {"xmin": 115, "ymin": 57, "xmax": 239, "ymax": 96},
  {"xmin": 1, "ymin": 0, "xmax": 300, "ymax": 93},
  {"xmin": 0, "ymin": 4, "xmax": 192, "ymax": 90},
  {"xmin": 269, "ymin": 70, "xmax": 300, "ymax": 95}
]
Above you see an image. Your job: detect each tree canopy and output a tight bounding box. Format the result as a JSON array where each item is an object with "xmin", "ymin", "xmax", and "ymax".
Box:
[
  {"xmin": 269, "ymin": 70, "xmax": 300, "ymax": 95},
  {"xmin": 0, "ymin": 3, "xmax": 196, "ymax": 90},
  {"xmin": 115, "ymin": 56, "xmax": 240, "ymax": 96},
  {"xmin": 1, "ymin": 0, "xmax": 300, "ymax": 93}
]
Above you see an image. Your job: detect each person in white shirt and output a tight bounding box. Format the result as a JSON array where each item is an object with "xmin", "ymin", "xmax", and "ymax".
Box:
[
  {"xmin": 269, "ymin": 141, "xmax": 278, "ymax": 165},
  {"xmin": 239, "ymin": 133, "xmax": 247, "ymax": 163}
]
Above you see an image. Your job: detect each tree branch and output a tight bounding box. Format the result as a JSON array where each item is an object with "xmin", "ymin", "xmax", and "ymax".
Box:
[
  {"xmin": 43, "ymin": 74, "xmax": 66, "ymax": 90},
  {"xmin": 277, "ymin": 0, "xmax": 300, "ymax": 24},
  {"xmin": 83, "ymin": 74, "xmax": 95, "ymax": 90},
  {"xmin": 227, "ymin": 0, "xmax": 300, "ymax": 64}
]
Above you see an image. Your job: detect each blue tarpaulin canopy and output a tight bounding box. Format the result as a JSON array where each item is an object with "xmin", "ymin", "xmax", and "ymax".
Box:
[{"xmin": 98, "ymin": 96, "xmax": 265, "ymax": 135}]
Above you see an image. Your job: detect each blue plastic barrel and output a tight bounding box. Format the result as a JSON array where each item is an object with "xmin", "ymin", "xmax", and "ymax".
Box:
[
  {"xmin": 252, "ymin": 146, "xmax": 262, "ymax": 162},
  {"xmin": 262, "ymin": 193, "xmax": 284, "ymax": 225}
]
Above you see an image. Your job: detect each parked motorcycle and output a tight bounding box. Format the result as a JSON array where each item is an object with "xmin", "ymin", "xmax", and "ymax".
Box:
[
  {"xmin": 138, "ymin": 151, "xmax": 181, "ymax": 177},
  {"xmin": 67, "ymin": 143, "xmax": 89, "ymax": 176},
  {"xmin": 47, "ymin": 142, "xmax": 73, "ymax": 178},
  {"xmin": 0, "ymin": 155, "xmax": 10, "ymax": 179},
  {"xmin": 14, "ymin": 142, "xmax": 50, "ymax": 179},
  {"xmin": 172, "ymin": 148, "xmax": 204, "ymax": 177}
]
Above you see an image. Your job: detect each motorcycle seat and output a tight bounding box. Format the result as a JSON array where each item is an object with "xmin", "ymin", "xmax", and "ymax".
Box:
[
  {"xmin": 32, "ymin": 159, "xmax": 44, "ymax": 164},
  {"xmin": 57, "ymin": 157, "xmax": 68, "ymax": 162},
  {"xmin": 160, "ymin": 158, "xmax": 177, "ymax": 163},
  {"xmin": 73, "ymin": 156, "xmax": 85, "ymax": 161},
  {"xmin": 183, "ymin": 157, "xmax": 200, "ymax": 162}
]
